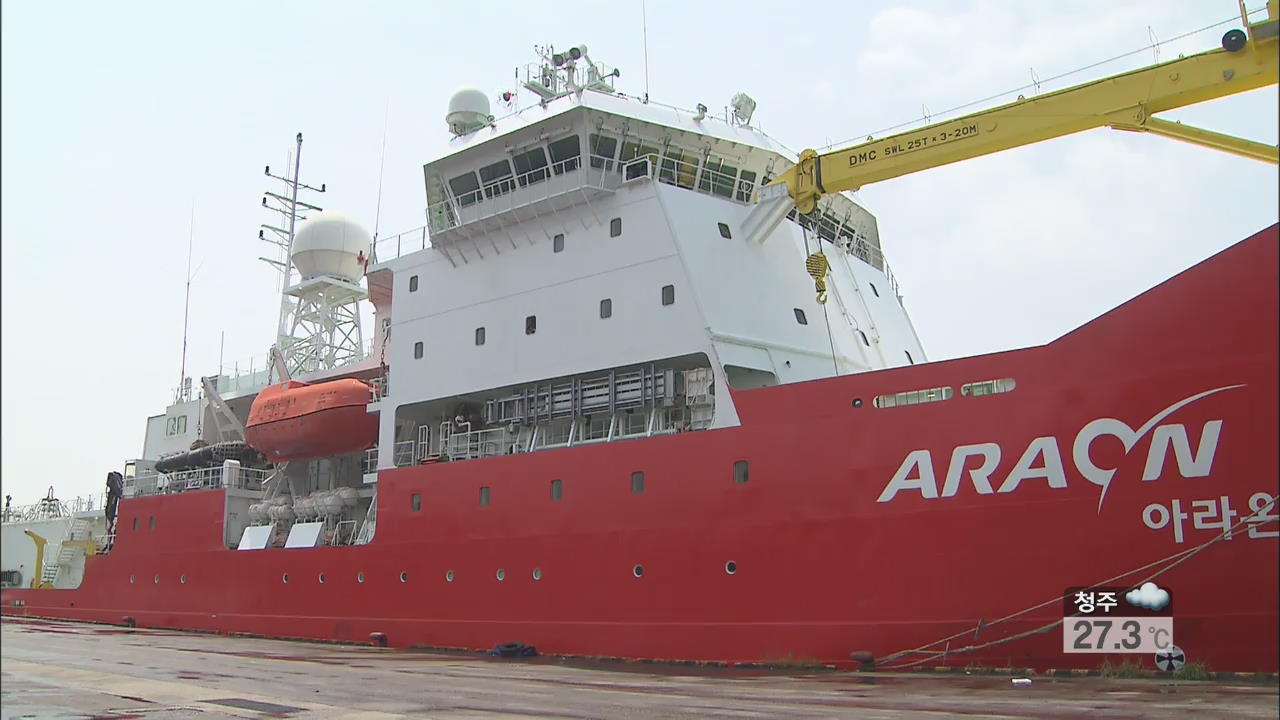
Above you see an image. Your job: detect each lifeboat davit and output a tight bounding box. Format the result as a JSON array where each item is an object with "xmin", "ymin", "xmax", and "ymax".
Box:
[{"xmin": 245, "ymin": 378, "xmax": 378, "ymax": 463}]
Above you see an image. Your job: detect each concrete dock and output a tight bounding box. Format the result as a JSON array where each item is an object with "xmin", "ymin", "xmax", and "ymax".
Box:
[{"xmin": 2, "ymin": 617, "xmax": 1276, "ymax": 719}]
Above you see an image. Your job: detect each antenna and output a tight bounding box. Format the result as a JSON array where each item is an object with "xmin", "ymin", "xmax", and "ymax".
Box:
[
  {"xmin": 641, "ymin": 0, "xmax": 650, "ymax": 102},
  {"xmin": 178, "ymin": 200, "xmax": 195, "ymax": 404},
  {"xmin": 373, "ymin": 101, "xmax": 390, "ymax": 243}
]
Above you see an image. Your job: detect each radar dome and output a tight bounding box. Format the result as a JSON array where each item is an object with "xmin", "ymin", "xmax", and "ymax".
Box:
[
  {"xmin": 447, "ymin": 88, "xmax": 491, "ymax": 136},
  {"xmin": 291, "ymin": 210, "xmax": 371, "ymax": 282}
]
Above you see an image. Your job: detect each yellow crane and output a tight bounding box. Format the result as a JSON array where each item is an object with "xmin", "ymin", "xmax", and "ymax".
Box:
[
  {"xmin": 23, "ymin": 530, "xmax": 53, "ymax": 589},
  {"xmin": 770, "ymin": 1, "xmax": 1279, "ymax": 217}
]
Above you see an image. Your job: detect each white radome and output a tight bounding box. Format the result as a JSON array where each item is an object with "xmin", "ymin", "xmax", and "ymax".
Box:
[
  {"xmin": 447, "ymin": 87, "xmax": 491, "ymax": 135},
  {"xmin": 291, "ymin": 210, "xmax": 372, "ymax": 282}
]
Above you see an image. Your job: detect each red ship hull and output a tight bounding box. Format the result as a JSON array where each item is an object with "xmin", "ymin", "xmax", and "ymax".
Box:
[{"xmin": 5, "ymin": 226, "xmax": 1277, "ymax": 672}]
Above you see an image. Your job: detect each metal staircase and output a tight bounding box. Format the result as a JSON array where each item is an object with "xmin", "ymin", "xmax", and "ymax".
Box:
[{"xmin": 40, "ymin": 518, "xmax": 91, "ymax": 588}]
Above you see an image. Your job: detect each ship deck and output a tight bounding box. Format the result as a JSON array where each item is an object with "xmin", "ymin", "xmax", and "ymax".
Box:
[{"xmin": 2, "ymin": 617, "xmax": 1276, "ymax": 719}]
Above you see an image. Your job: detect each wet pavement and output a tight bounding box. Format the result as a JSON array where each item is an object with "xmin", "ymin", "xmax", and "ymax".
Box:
[{"xmin": 2, "ymin": 617, "xmax": 1277, "ymax": 719}]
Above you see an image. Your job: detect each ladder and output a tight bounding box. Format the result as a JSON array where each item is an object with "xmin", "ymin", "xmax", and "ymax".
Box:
[{"xmin": 41, "ymin": 518, "xmax": 92, "ymax": 588}]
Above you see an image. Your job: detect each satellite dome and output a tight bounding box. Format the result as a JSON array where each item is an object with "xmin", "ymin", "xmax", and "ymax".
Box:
[
  {"xmin": 447, "ymin": 88, "xmax": 492, "ymax": 136},
  {"xmin": 291, "ymin": 210, "xmax": 371, "ymax": 282}
]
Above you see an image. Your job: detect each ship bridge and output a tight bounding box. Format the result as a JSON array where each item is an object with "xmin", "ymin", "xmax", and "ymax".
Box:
[{"xmin": 362, "ymin": 45, "xmax": 926, "ymax": 472}]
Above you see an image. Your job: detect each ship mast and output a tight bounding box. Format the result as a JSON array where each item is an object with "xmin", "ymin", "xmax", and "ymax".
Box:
[{"xmin": 258, "ymin": 133, "xmax": 326, "ymax": 374}]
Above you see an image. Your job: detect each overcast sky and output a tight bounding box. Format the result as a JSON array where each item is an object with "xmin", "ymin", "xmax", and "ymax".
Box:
[{"xmin": 2, "ymin": 0, "xmax": 1277, "ymax": 506}]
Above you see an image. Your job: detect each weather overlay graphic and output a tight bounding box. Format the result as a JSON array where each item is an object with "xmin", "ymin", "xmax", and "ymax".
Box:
[{"xmin": 1063, "ymin": 583, "xmax": 1174, "ymax": 655}]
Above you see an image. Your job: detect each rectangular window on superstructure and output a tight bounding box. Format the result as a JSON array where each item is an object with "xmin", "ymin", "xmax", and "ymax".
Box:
[
  {"xmin": 548, "ymin": 135, "xmax": 581, "ymax": 174},
  {"xmin": 589, "ymin": 133, "xmax": 618, "ymax": 170},
  {"xmin": 631, "ymin": 471, "xmax": 645, "ymax": 493},
  {"xmin": 475, "ymin": 327, "xmax": 486, "ymax": 346},
  {"xmin": 410, "ymin": 493, "xmax": 421, "ymax": 511},
  {"xmin": 479, "ymin": 159, "xmax": 515, "ymax": 199},
  {"xmin": 661, "ymin": 285, "xmax": 675, "ymax": 306},
  {"xmin": 599, "ymin": 298, "xmax": 612, "ymax": 319},
  {"xmin": 479, "ymin": 486, "xmax": 490, "ymax": 506},
  {"xmin": 513, "ymin": 147, "xmax": 549, "ymax": 187},
  {"xmin": 448, "ymin": 171, "xmax": 481, "ymax": 208},
  {"xmin": 414, "ymin": 341, "xmax": 424, "ymax": 359},
  {"xmin": 550, "ymin": 479, "xmax": 563, "ymax": 501},
  {"xmin": 699, "ymin": 158, "xmax": 738, "ymax": 198},
  {"xmin": 736, "ymin": 170, "xmax": 758, "ymax": 202},
  {"xmin": 525, "ymin": 315, "xmax": 537, "ymax": 335},
  {"xmin": 553, "ymin": 233, "xmax": 564, "ymax": 253},
  {"xmin": 409, "ymin": 275, "xmax": 419, "ymax": 292}
]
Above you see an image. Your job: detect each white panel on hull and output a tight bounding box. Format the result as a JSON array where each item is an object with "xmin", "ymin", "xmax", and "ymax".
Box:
[
  {"xmin": 236, "ymin": 525, "xmax": 272, "ymax": 550},
  {"xmin": 285, "ymin": 522, "xmax": 325, "ymax": 549}
]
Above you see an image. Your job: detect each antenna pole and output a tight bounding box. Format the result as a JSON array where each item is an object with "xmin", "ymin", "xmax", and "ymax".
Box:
[
  {"xmin": 641, "ymin": 0, "xmax": 650, "ymax": 102},
  {"xmin": 178, "ymin": 200, "xmax": 195, "ymax": 403},
  {"xmin": 373, "ymin": 102, "xmax": 390, "ymax": 242},
  {"xmin": 285, "ymin": 132, "xmax": 304, "ymax": 293}
]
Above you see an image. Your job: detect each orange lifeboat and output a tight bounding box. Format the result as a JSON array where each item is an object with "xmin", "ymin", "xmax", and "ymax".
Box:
[{"xmin": 244, "ymin": 378, "xmax": 378, "ymax": 463}]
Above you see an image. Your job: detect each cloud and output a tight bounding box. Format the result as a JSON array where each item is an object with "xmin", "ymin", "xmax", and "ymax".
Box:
[{"xmin": 1126, "ymin": 582, "xmax": 1170, "ymax": 610}]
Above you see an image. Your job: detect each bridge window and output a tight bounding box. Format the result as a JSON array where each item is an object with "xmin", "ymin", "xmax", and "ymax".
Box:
[
  {"xmin": 525, "ymin": 315, "xmax": 537, "ymax": 335},
  {"xmin": 735, "ymin": 170, "xmax": 758, "ymax": 202},
  {"xmin": 414, "ymin": 342, "xmax": 424, "ymax": 359},
  {"xmin": 448, "ymin": 171, "xmax": 481, "ymax": 208},
  {"xmin": 548, "ymin": 135, "xmax": 581, "ymax": 174},
  {"xmin": 589, "ymin": 133, "xmax": 618, "ymax": 170},
  {"xmin": 600, "ymin": 298, "xmax": 612, "ymax": 319},
  {"xmin": 794, "ymin": 308, "xmax": 808, "ymax": 325},
  {"xmin": 874, "ymin": 386, "xmax": 953, "ymax": 409},
  {"xmin": 475, "ymin": 327, "xmax": 486, "ymax": 346},
  {"xmin": 479, "ymin": 159, "xmax": 515, "ymax": 199},
  {"xmin": 699, "ymin": 157, "xmax": 738, "ymax": 198},
  {"xmin": 513, "ymin": 147, "xmax": 549, "ymax": 187},
  {"xmin": 553, "ymin": 233, "xmax": 564, "ymax": 253},
  {"xmin": 661, "ymin": 285, "xmax": 675, "ymax": 306}
]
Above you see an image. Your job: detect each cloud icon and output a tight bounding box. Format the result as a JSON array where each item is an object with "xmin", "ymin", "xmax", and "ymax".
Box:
[{"xmin": 1126, "ymin": 582, "xmax": 1170, "ymax": 611}]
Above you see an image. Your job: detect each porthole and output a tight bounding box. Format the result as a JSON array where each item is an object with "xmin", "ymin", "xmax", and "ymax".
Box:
[
  {"xmin": 725, "ymin": 561, "xmax": 738, "ymax": 575},
  {"xmin": 318, "ymin": 573, "xmax": 326, "ymax": 584},
  {"xmin": 129, "ymin": 575, "xmax": 135, "ymax": 584},
  {"xmin": 496, "ymin": 569, "xmax": 506, "ymax": 581},
  {"xmin": 633, "ymin": 564, "xmax": 644, "ymax": 578},
  {"xmin": 180, "ymin": 575, "xmax": 187, "ymax": 584},
  {"xmin": 357, "ymin": 572, "xmax": 365, "ymax": 583},
  {"xmin": 282, "ymin": 573, "xmax": 289, "ymax": 584},
  {"xmin": 532, "ymin": 568, "xmax": 543, "ymax": 581},
  {"xmin": 852, "ymin": 398, "xmax": 863, "ymax": 408},
  {"xmin": 153, "ymin": 574, "xmax": 160, "ymax": 584},
  {"xmin": 399, "ymin": 571, "xmax": 409, "ymax": 583},
  {"xmin": 446, "ymin": 570, "xmax": 455, "ymax": 583}
]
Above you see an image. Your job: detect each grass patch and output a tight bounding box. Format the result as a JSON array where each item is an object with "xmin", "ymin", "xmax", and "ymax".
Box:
[
  {"xmin": 1099, "ymin": 658, "xmax": 1147, "ymax": 678},
  {"xmin": 1172, "ymin": 661, "xmax": 1213, "ymax": 681}
]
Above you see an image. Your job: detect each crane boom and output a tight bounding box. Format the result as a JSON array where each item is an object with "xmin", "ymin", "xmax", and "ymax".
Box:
[{"xmin": 772, "ymin": 3, "xmax": 1279, "ymax": 215}]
